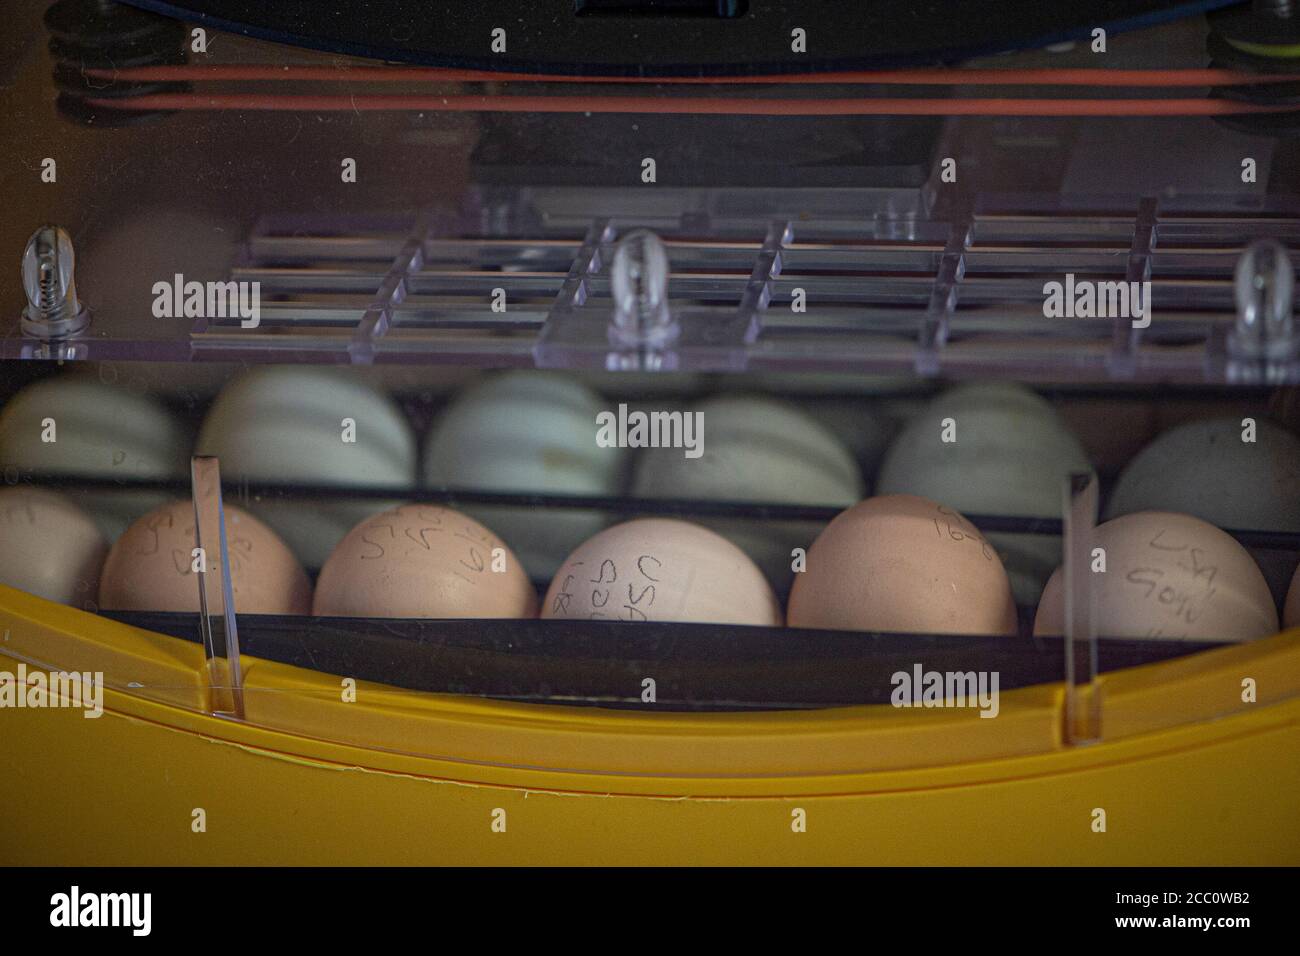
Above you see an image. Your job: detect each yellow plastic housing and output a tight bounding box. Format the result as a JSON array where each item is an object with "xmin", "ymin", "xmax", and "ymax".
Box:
[
  {"xmin": 1226, "ymin": 38, "xmax": 1300, "ymax": 59},
  {"xmin": 1, "ymin": 584, "xmax": 1298, "ymax": 865}
]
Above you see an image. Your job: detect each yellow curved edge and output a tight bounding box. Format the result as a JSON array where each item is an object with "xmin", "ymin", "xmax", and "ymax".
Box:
[
  {"xmin": 1226, "ymin": 38, "xmax": 1300, "ymax": 59},
  {"xmin": 2, "ymin": 585, "xmax": 1298, "ymax": 864}
]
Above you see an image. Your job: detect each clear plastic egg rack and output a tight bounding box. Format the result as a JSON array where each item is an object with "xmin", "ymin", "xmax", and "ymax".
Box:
[
  {"xmin": 166, "ymin": 189, "xmax": 1300, "ymax": 384},
  {"xmin": 6, "ymin": 186, "xmax": 1300, "ymax": 729}
]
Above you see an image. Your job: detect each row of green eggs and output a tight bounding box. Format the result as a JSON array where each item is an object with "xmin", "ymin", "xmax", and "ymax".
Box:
[{"xmin": 3, "ymin": 368, "xmax": 1299, "ymax": 588}]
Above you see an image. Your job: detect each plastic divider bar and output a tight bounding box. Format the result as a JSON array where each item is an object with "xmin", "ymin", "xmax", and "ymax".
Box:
[
  {"xmin": 533, "ymin": 218, "xmax": 617, "ymax": 367},
  {"xmin": 349, "ymin": 211, "xmax": 433, "ymax": 363},
  {"xmin": 917, "ymin": 204, "xmax": 972, "ymax": 375},
  {"xmin": 737, "ymin": 219, "xmax": 792, "ymax": 340},
  {"xmin": 191, "ymin": 456, "xmax": 244, "ymax": 719},
  {"xmin": 1108, "ymin": 196, "xmax": 1158, "ymax": 377},
  {"xmin": 1063, "ymin": 472, "xmax": 1102, "ymax": 745}
]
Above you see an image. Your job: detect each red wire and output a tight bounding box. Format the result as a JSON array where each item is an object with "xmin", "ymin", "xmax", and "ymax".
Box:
[
  {"xmin": 87, "ymin": 92, "xmax": 1300, "ymax": 116},
  {"xmin": 85, "ymin": 65, "xmax": 1300, "ymax": 87}
]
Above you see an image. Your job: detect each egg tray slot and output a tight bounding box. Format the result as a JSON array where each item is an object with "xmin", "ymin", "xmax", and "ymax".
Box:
[
  {"xmin": 97, "ymin": 610, "xmax": 1225, "ymax": 712},
  {"xmin": 19, "ymin": 468, "xmax": 1294, "ymax": 709},
  {"xmin": 169, "ymin": 201, "xmax": 1300, "ymax": 383},
  {"xmin": 17, "ymin": 472, "xmax": 1300, "ymax": 554}
]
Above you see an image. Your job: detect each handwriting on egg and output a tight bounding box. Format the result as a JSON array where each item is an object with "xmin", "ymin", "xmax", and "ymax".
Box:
[
  {"xmin": 552, "ymin": 553, "xmax": 663, "ymax": 621},
  {"xmin": 1122, "ymin": 528, "xmax": 1221, "ymax": 635},
  {"xmin": 358, "ymin": 506, "xmax": 492, "ymax": 588},
  {"xmin": 931, "ymin": 505, "xmax": 995, "ymax": 561},
  {"xmin": 0, "ymin": 500, "xmax": 37, "ymax": 525}
]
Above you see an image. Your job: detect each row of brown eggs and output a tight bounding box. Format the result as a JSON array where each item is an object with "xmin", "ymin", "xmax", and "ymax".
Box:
[{"xmin": 3, "ymin": 484, "xmax": 1295, "ymax": 641}]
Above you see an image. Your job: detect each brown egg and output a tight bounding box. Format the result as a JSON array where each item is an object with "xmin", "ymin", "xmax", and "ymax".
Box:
[
  {"xmin": 1283, "ymin": 564, "xmax": 1299, "ymax": 630},
  {"xmin": 313, "ymin": 504, "xmax": 537, "ymax": 619},
  {"xmin": 0, "ymin": 487, "xmax": 107, "ymax": 608},
  {"xmin": 1034, "ymin": 511, "xmax": 1278, "ymax": 642},
  {"xmin": 542, "ymin": 518, "xmax": 782, "ymax": 626},
  {"xmin": 787, "ymin": 494, "xmax": 1018, "ymax": 636},
  {"xmin": 99, "ymin": 500, "xmax": 311, "ymax": 615}
]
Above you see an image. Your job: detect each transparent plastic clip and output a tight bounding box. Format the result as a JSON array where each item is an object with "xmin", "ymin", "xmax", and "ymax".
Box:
[
  {"xmin": 1063, "ymin": 471, "xmax": 1101, "ymax": 744},
  {"xmin": 191, "ymin": 455, "xmax": 245, "ymax": 718}
]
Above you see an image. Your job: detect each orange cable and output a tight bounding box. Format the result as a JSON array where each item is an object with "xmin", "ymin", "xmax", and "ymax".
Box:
[
  {"xmin": 84, "ymin": 65, "xmax": 1300, "ymax": 87},
  {"xmin": 87, "ymin": 92, "xmax": 1300, "ymax": 116}
]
